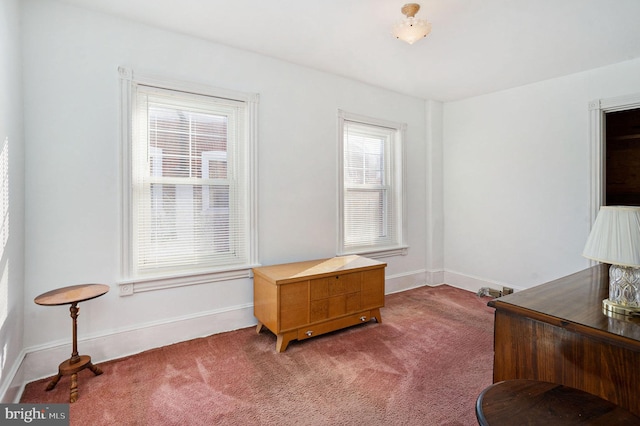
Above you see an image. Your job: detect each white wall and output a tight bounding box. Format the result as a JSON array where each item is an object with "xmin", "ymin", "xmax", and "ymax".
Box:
[
  {"xmin": 16, "ymin": 0, "xmax": 640, "ymax": 398},
  {"xmin": 0, "ymin": 0, "xmax": 26, "ymax": 403},
  {"xmin": 17, "ymin": 0, "xmax": 431, "ymax": 384},
  {"xmin": 443, "ymin": 58, "xmax": 640, "ymax": 291}
]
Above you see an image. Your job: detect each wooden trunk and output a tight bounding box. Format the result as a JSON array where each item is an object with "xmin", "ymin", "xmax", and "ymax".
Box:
[{"xmin": 253, "ymin": 255, "xmax": 386, "ymax": 352}]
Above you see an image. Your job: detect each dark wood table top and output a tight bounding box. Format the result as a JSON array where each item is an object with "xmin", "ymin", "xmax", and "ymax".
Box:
[
  {"xmin": 488, "ymin": 265, "xmax": 640, "ymax": 350},
  {"xmin": 476, "ymin": 379, "xmax": 640, "ymax": 425},
  {"xmin": 35, "ymin": 284, "xmax": 110, "ymax": 306}
]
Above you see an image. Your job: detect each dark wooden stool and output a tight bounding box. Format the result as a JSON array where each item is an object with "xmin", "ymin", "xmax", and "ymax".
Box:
[
  {"xmin": 35, "ymin": 284, "xmax": 109, "ymax": 403},
  {"xmin": 476, "ymin": 380, "xmax": 640, "ymax": 425}
]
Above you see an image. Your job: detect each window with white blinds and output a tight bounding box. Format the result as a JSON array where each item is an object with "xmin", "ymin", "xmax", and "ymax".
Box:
[
  {"xmin": 123, "ymin": 77, "xmax": 258, "ymax": 281},
  {"xmin": 338, "ymin": 111, "xmax": 407, "ymax": 257}
]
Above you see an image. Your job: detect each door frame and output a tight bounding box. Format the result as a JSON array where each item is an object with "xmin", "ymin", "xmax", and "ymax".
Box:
[{"xmin": 589, "ymin": 92, "xmax": 640, "ymax": 224}]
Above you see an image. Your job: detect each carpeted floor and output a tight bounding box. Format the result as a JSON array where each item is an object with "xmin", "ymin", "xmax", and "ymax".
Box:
[{"xmin": 21, "ymin": 284, "xmax": 495, "ymax": 425}]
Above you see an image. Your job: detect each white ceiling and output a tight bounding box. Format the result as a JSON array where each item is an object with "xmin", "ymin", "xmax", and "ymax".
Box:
[{"xmin": 59, "ymin": 0, "xmax": 640, "ymax": 101}]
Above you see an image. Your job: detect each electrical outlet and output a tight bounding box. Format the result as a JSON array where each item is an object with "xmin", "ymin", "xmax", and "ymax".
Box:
[{"xmin": 502, "ymin": 286, "xmax": 514, "ymax": 295}]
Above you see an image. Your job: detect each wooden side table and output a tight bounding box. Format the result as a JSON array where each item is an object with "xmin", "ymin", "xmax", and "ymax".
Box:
[
  {"xmin": 476, "ymin": 380, "xmax": 640, "ymax": 425},
  {"xmin": 34, "ymin": 283, "xmax": 109, "ymax": 403}
]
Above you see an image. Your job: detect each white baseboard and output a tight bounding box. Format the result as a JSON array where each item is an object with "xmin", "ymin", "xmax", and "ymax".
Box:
[
  {"xmin": 444, "ymin": 270, "xmax": 520, "ymax": 294},
  {"xmin": 1, "ymin": 348, "xmax": 27, "ymax": 403},
  {"xmin": 425, "ymin": 269, "xmax": 445, "ymax": 286},
  {"xmin": 385, "ymin": 269, "xmax": 428, "ymax": 294},
  {"xmin": 7, "ymin": 268, "xmax": 518, "ymax": 402},
  {"xmin": 11, "ymin": 269, "xmax": 433, "ymax": 395},
  {"xmin": 16, "ymin": 303, "xmax": 257, "ymax": 387}
]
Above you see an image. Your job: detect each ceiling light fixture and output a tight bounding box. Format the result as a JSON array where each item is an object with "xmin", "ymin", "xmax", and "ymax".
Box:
[{"xmin": 392, "ymin": 3, "xmax": 432, "ymax": 45}]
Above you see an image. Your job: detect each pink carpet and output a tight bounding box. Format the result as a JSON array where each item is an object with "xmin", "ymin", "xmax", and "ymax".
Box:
[{"xmin": 21, "ymin": 285, "xmax": 495, "ymax": 425}]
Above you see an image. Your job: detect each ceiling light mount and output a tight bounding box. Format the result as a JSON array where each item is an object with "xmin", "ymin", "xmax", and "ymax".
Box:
[
  {"xmin": 401, "ymin": 3, "xmax": 421, "ymax": 18},
  {"xmin": 392, "ymin": 3, "xmax": 432, "ymax": 45}
]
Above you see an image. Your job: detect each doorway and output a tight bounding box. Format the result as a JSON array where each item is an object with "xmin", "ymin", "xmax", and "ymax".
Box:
[
  {"xmin": 605, "ymin": 108, "xmax": 640, "ymax": 206},
  {"xmin": 589, "ymin": 93, "xmax": 640, "ymax": 223}
]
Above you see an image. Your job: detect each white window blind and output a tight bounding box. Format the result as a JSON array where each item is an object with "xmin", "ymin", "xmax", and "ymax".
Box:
[
  {"xmin": 131, "ymin": 84, "xmax": 250, "ymax": 276},
  {"xmin": 339, "ymin": 112, "xmax": 406, "ymax": 256}
]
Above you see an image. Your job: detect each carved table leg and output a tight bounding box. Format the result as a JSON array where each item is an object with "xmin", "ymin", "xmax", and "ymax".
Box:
[
  {"xmin": 70, "ymin": 373, "xmax": 78, "ymax": 403},
  {"xmin": 88, "ymin": 362, "xmax": 103, "ymax": 376},
  {"xmin": 45, "ymin": 374, "xmax": 62, "ymax": 391}
]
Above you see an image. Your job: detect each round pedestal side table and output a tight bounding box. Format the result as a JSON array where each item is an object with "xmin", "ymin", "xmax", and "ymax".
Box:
[
  {"xmin": 34, "ymin": 284, "xmax": 109, "ymax": 403},
  {"xmin": 476, "ymin": 379, "xmax": 640, "ymax": 425}
]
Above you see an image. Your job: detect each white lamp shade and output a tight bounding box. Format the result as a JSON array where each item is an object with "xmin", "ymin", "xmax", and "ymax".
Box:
[{"xmin": 583, "ymin": 206, "xmax": 640, "ymax": 267}]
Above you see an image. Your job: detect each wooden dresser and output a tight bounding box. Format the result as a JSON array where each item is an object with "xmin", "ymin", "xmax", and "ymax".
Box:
[
  {"xmin": 253, "ymin": 255, "xmax": 386, "ymax": 352},
  {"xmin": 489, "ymin": 265, "xmax": 640, "ymax": 417}
]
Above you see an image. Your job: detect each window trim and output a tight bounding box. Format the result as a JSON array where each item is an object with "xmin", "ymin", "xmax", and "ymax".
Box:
[
  {"xmin": 337, "ymin": 110, "xmax": 408, "ymax": 258},
  {"xmin": 118, "ymin": 67, "xmax": 259, "ymax": 296}
]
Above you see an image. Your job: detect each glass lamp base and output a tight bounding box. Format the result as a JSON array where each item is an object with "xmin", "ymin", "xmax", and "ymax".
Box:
[{"xmin": 604, "ymin": 264, "xmax": 640, "ymax": 317}]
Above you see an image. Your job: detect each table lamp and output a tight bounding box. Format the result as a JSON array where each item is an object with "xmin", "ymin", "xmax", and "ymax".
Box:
[{"xmin": 583, "ymin": 206, "xmax": 640, "ymax": 317}]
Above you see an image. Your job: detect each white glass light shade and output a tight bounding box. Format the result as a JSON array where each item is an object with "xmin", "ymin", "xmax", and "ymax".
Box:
[
  {"xmin": 392, "ymin": 17, "xmax": 432, "ymax": 45},
  {"xmin": 583, "ymin": 206, "xmax": 640, "ymax": 267}
]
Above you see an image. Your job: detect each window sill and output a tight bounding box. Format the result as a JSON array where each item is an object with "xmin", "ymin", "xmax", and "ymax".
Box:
[
  {"xmin": 117, "ymin": 264, "xmax": 261, "ymax": 296},
  {"xmin": 338, "ymin": 246, "xmax": 408, "ymax": 259}
]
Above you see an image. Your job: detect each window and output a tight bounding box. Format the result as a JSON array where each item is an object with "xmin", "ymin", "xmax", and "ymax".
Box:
[
  {"xmin": 338, "ymin": 111, "xmax": 407, "ymax": 257},
  {"xmin": 119, "ymin": 68, "xmax": 258, "ymax": 292}
]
